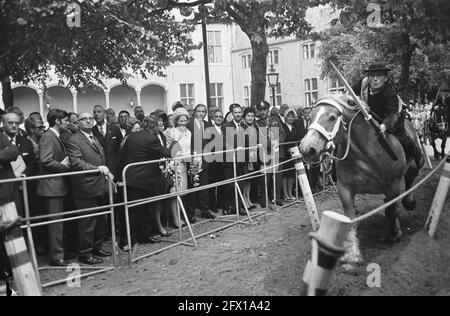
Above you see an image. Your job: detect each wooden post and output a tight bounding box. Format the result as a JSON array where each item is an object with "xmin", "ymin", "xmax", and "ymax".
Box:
[
  {"xmin": 302, "ymin": 211, "xmax": 352, "ymax": 296},
  {"xmin": 425, "ymin": 156, "xmax": 450, "ymax": 238},
  {"xmin": 0, "ymin": 202, "xmax": 43, "ymax": 296},
  {"xmin": 290, "ymin": 147, "xmax": 320, "ymax": 231}
]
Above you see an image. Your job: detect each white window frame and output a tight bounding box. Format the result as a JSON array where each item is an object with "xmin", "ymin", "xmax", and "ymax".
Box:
[
  {"xmin": 329, "ymin": 77, "xmax": 345, "ymax": 94},
  {"xmin": 207, "ymin": 31, "xmax": 222, "ymax": 64},
  {"xmin": 268, "ymin": 49, "xmax": 280, "ymax": 65},
  {"xmin": 180, "ymin": 83, "xmax": 195, "ymax": 107},
  {"xmin": 210, "ymin": 83, "xmax": 224, "ymax": 109},
  {"xmin": 305, "ymin": 78, "xmax": 318, "ymax": 107},
  {"xmin": 303, "ymin": 43, "xmax": 316, "ymax": 60},
  {"xmin": 269, "ymin": 83, "xmax": 283, "ymax": 107},
  {"xmin": 244, "ymin": 86, "xmax": 251, "ymax": 108}
]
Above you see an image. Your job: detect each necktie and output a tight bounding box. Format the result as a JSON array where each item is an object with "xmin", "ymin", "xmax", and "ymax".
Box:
[
  {"xmin": 10, "ymin": 138, "xmax": 16, "ymax": 146},
  {"xmin": 100, "ymin": 126, "xmax": 104, "ymax": 136},
  {"xmin": 89, "ymin": 135, "xmax": 94, "ymax": 144}
]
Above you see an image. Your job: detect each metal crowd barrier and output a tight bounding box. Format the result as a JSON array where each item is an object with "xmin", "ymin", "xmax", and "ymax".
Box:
[{"xmin": 0, "ymin": 140, "xmax": 324, "ymax": 290}]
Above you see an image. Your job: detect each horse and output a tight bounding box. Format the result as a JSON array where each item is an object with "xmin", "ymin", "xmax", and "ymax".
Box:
[
  {"xmin": 428, "ymin": 105, "xmax": 449, "ymax": 160},
  {"xmin": 299, "ymin": 95, "xmax": 424, "ymax": 266}
]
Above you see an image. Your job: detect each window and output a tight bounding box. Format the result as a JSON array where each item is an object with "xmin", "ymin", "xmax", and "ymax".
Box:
[
  {"xmin": 207, "ymin": 31, "xmax": 222, "ymax": 64},
  {"xmin": 305, "ymin": 78, "xmax": 319, "ymax": 107},
  {"xmin": 180, "ymin": 84, "xmax": 195, "ymax": 107},
  {"xmin": 210, "ymin": 83, "xmax": 224, "ymax": 109},
  {"xmin": 269, "ymin": 83, "xmax": 283, "ymax": 107},
  {"xmin": 268, "ymin": 50, "xmax": 279, "ymax": 65},
  {"xmin": 329, "ymin": 77, "xmax": 345, "ymax": 94},
  {"xmin": 303, "ymin": 43, "xmax": 316, "ymax": 60},
  {"xmin": 244, "ymin": 86, "xmax": 251, "ymax": 108},
  {"xmin": 242, "ymin": 54, "xmax": 252, "ymax": 69}
]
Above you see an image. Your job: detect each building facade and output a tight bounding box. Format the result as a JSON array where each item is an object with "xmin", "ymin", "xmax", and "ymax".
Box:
[{"xmin": 231, "ymin": 5, "xmax": 342, "ymax": 110}]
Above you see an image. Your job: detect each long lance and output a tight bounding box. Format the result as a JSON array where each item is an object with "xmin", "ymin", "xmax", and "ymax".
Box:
[{"xmin": 330, "ymin": 61, "xmax": 399, "ymax": 161}]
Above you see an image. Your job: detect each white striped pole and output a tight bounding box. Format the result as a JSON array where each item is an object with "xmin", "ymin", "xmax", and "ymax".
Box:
[
  {"xmin": 425, "ymin": 156, "xmax": 450, "ymax": 238},
  {"xmin": 0, "ymin": 202, "xmax": 43, "ymax": 296},
  {"xmin": 302, "ymin": 211, "xmax": 351, "ymax": 296},
  {"xmin": 418, "ymin": 135, "xmax": 433, "ymax": 170},
  {"xmin": 290, "ymin": 147, "xmax": 320, "ymax": 231}
]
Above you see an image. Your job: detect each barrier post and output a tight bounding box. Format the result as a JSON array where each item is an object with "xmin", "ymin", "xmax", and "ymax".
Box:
[
  {"xmin": 0, "ymin": 202, "xmax": 43, "ymax": 296},
  {"xmin": 21, "ymin": 178, "xmax": 41, "ymax": 287},
  {"xmin": 425, "ymin": 155, "xmax": 450, "ymax": 238},
  {"xmin": 302, "ymin": 211, "xmax": 351, "ymax": 296},
  {"xmin": 233, "ymin": 150, "xmax": 240, "ymax": 221},
  {"xmin": 262, "ymin": 147, "xmax": 269, "ymax": 211},
  {"xmin": 418, "ymin": 135, "xmax": 433, "ymax": 170},
  {"xmin": 290, "ymin": 147, "xmax": 320, "ymax": 231},
  {"xmin": 107, "ymin": 180, "xmax": 118, "ymax": 267},
  {"xmin": 121, "ymin": 172, "xmax": 133, "ymax": 264}
]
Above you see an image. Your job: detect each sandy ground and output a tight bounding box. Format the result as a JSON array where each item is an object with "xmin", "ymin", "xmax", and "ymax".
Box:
[{"xmin": 44, "ymin": 153, "xmax": 450, "ymax": 297}]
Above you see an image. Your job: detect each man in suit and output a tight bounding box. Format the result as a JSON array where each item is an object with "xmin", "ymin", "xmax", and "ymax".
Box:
[
  {"xmin": 186, "ymin": 104, "xmax": 215, "ymax": 221},
  {"xmin": 222, "ymin": 103, "xmax": 246, "ymax": 214},
  {"xmin": 207, "ymin": 109, "xmax": 226, "ymax": 213},
  {"xmin": 257, "ymin": 101, "xmax": 285, "ymax": 207},
  {"xmin": 36, "ymin": 109, "xmax": 71, "ymax": 266},
  {"xmin": 119, "ymin": 116, "xmax": 173, "ymax": 247},
  {"xmin": 2, "ymin": 113, "xmax": 38, "ymax": 178},
  {"xmin": 134, "ymin": 106, "xmax": 145, "ymax": 124},
  {"xmin": 93, "ymin": 105, "xmax": 123, "ymax": 179},
  {"xmin": 66, "ymin": 112, "xmax": 113, "ymax": 265},
  {"xmin": 60, "ymin": 113, "xmax": 79, "ymax": 147},
  {"xmin": 0, "ymin": 131, "xmax": 20, "ymax": 281}
]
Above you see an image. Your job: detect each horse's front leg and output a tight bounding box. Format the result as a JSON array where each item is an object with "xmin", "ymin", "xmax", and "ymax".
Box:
[
  {"xmin": 431, "ymin": 138, "xmax": 440, "ymax": 160},
  {"xmin": 385, "ymin": 184, "xmax": 402, "ymax": 243},
  {"xmin": 337, "ymin": 184, "xmax": 362, "ymax": 267},
  {"xmin": 441, "ymin": 136, "xmax": 447, "ymax": 158}
]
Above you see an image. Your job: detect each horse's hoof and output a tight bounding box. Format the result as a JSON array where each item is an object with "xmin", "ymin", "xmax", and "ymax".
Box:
[{"xmin": 402, "ymin": 198, "xmax": 416, "ymax": 211}]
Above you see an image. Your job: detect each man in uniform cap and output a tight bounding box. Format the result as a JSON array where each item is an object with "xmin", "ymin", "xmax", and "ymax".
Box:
[{"xmin": 353, "ymin": 61, "xmax": 423, "ymax": 166}]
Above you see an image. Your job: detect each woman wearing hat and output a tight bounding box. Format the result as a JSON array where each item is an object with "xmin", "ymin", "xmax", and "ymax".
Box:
[{"xmin": 164, "ymin": 107, "xmax": 191, "ymax": 228}]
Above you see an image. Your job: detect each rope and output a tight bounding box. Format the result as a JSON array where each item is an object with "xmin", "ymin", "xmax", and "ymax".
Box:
[{"xmin": 350, "ymin": 155, "xmax": 448, "ymax": 224}]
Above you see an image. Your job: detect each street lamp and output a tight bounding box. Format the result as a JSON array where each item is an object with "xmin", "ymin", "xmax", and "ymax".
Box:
[{"xmin": 267, "ymin": 64, "xmax": 279, "ymax": 108}]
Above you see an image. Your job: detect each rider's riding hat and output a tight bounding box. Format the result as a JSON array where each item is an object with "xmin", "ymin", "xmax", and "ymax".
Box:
[{"xmin": 364, "ymin": 62, "xmax": 391, "ymax": 75}]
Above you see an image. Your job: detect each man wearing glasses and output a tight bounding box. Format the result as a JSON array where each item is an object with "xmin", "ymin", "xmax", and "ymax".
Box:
[{"xmin": 66, "ymin": 112, "xmax": 113, "ymax": 265}]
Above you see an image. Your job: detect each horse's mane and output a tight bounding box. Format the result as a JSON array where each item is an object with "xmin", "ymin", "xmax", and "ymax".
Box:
[{"xmin": 316, "ymin": 94, "xmax": 360, "ymax": 119}]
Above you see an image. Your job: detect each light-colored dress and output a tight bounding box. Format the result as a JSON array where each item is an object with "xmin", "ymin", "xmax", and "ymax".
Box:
[{"xmin": 165, "ymin": 127, "xmax": 191, "ymax": 192}]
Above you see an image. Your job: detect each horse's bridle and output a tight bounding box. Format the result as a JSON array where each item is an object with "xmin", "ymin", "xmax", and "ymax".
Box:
[
  {"xmin": 307, "ymin": 99, "xmax": 360, "ymax": 162},
  {"xmin": 308, "ymin": 99, "xmax": 346, "ymax": 152}
]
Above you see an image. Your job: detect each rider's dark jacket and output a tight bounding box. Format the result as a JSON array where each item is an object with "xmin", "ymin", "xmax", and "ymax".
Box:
[{"xmin": 353, "ymin": 78, "xmax": 400, "ymax": 131}]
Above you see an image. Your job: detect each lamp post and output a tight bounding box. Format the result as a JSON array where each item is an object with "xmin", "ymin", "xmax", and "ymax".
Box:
[{"xmin": 267, "ymin": 64, "xmax": 279, "ymax": 109}]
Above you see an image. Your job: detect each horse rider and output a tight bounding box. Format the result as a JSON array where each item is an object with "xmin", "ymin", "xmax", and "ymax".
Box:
[{"xmin": 352, "ymin": 61, "xmax": 423, "ymax": 166}]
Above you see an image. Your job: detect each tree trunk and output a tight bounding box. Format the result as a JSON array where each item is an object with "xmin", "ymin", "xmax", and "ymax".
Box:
[
  {"xmin": 399, "ymin": 32, "xmax": 414, "ymax": 98},
  {"xmin": 249, "ymin": 33, "xmax": 269, "ymax": 107},
  {"xmin": 1, "ymin": 79, "xmax": 14, "ymax": 109}
]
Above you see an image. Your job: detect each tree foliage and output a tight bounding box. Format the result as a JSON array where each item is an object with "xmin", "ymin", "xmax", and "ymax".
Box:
[
  {"xmin": 317, "ymin": 0, "xmax": 450, "ymax": 97},
  {"xmin": 0, "ymin": 0, "xmax": 199, "ymax": 89}
]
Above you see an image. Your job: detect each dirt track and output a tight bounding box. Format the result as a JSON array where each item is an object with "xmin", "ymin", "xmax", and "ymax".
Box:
[{"xmin": 43, "ymin": 156, "xmax": 450, "ymax": 297}]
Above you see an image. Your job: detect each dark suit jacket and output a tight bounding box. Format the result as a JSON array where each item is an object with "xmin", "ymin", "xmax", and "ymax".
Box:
[
  {"xmin": 0, "ymin": 133, "xmax": 19, "ymax": 205},
  {"xmin": 119, "ymin": 130, "xmax": 171, "ymax": 192},
  {"xmin": 37, "ymin": 129, "xmax": 71, "ymax": 197},
  {"xmin": 14, "ymin": 134, "xmax": 38, "ymax": 177},
  {"xmin": 187, "ymin": 119, "xmax": 212, "ymax": 169},
  {"xmin": 66, "ymin": 131, "xmax": 107, "ymax": 200},
  {"xmin": 282, "ymin": 119, "xmax": 307, "ymax": 157},
  {"xmin": 93, "ymin": 123, "xmax": 123, "ymax": 179}
]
